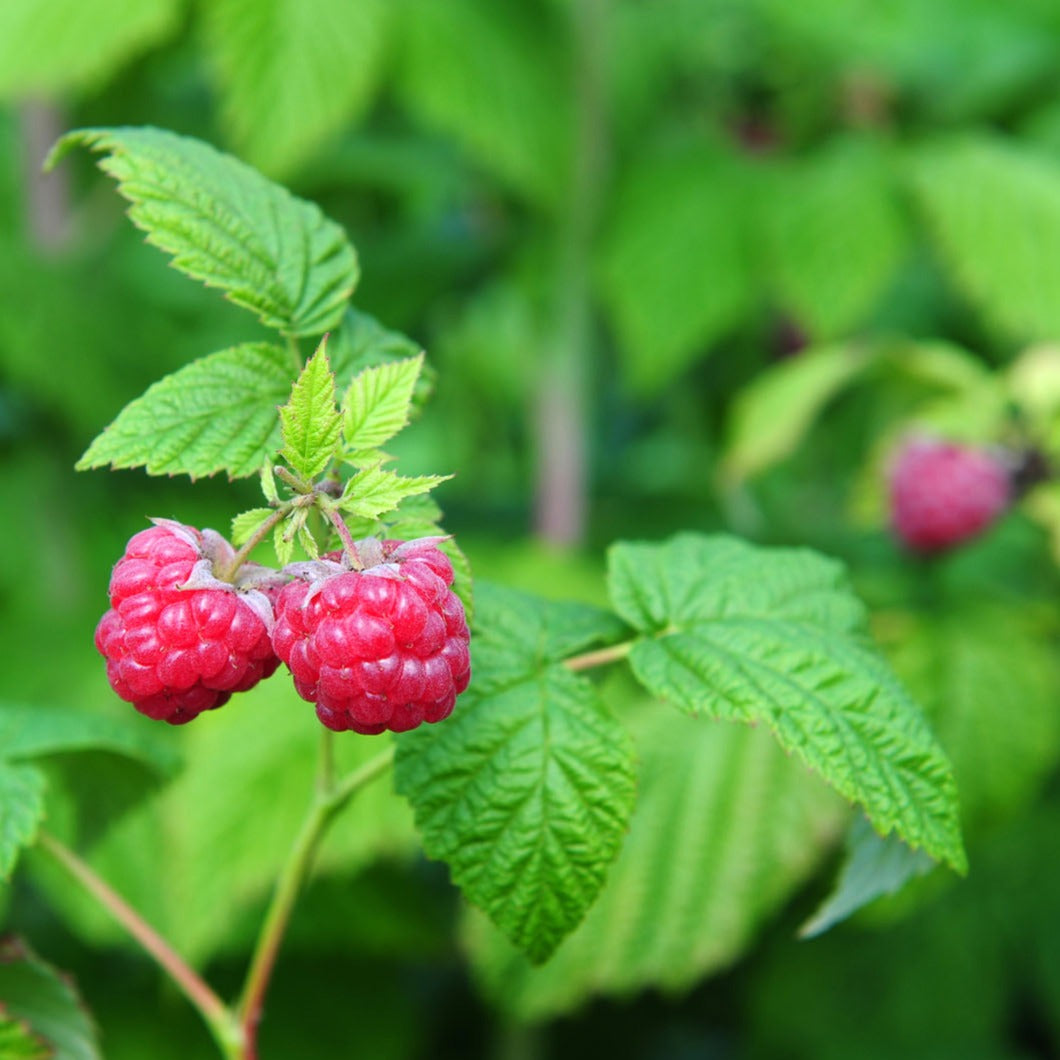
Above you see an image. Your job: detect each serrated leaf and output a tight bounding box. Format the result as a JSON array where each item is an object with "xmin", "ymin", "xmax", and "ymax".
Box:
[
  {"xmin": 395, "ymin": 584, "xmax": 635, "ymax": 963},
  {"xmin": 608, "ymin": 533, "xmax": 965, "ymax": 872},
  {"xmin": 76, "ymin": 343, "xmax": 291, "ymax": 479},
  {"xmin": 260, "ymin": 461, "xmax": 279, "ymax": 503},
  {"xmin": 722, "ymin": 345, "xmax": 873, "ymax": 482},
  {"xmin": 0, "ymin": 940, "xmax": 100, "ymax": 1059},
  {"xmin": 51, "ymin": 126, "xmax": 357, "ymax": 336},
  {"xmin": 231, "ymin": 508, "xmax": 275, "ymax": 548},
  {"xmin": 882, "ymin": 602, "xmax": 1060, "ymax": 831},
  {"xmin": 762, "ymin": 137, "xmax": 908, "ymax": 339},
  {"xmin": 0, "ymin": 0, "xmax": 179, "ymax": 100},
  {"xmin": 204, "ymin": 0, "xmax": 390, "ymax": 177},
  {"xmin": 0, "ymin": 763, "xmax": 46, "ymax": 879},
  {"xmin": 800, "ymin": 816, "xmax": 935, "ymax": 939},
  {"xmin": 279, "ymin": 343, "xmax": 342, "ymax": 481},
  {"xmin": 0, "ymin": 704, "xmax": 179, "ymax": 776},
  {"xmin": 597, "ymin": 142, "xmax": 754, "ymax": 393},
  {"xmin": 908, "ymin": 136, "xmax": 1060, "ymax": 342},
  {"xmin": 337, "ymin": 466, "xmax": 448, "ymax": 520},
  {"xmin": 327, "ymin": 307, "xmax": 432, "ymax": 406},
  {"xmin": 296, "ymin": 522, "xmax": 320, "ymax": 559},
  {"xmin": 273, "ymin": 519, "xmax": 295, "ymax": 567},
  {"xmin": 342, "ymin": 354, "xmax": 424, "ymax": 452},
  {"xmin": 466, "ymin": 710, "xmax": 846, "ymax": 1019}
]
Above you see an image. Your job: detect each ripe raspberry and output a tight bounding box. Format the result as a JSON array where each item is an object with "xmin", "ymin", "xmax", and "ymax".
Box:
[
  {"xmin": 271, "ymin": 538, "xmax": 471, "ymax": 735},
  {"xmin": 889, "ymin": 437, "xmax": 1011, "ymax": 553},
  {"xmin": 95, "ymin": 519, "xmax": 280, "ymax": 724}
]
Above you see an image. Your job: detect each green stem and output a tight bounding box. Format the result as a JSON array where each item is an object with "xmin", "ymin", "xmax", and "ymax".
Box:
[
  {"xmin": 222, "ymin": 506, "xmax": 292, "ymax": 580},
  {"xmin": 38, "ymin": 832, "xmax": 243, "ymax": 1059},
  {"xmin": 236, "ymin": 743, "xmax": 396, "ymax": 1056},
  {"xmin": 563, "ymin": 639, "xmax": 635, "ymax": 672}
]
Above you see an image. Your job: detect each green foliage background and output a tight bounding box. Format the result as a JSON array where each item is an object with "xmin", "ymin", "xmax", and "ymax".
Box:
[{"xmin": 3, "ymin": 0, "xmax": 1060, "ymax": 1056}]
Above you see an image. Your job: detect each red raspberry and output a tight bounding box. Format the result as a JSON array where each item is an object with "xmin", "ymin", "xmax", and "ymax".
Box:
[
  {"xmin": 94, "ymin": 519, "xmax": 280, "ymax": 724},
  {"xmin": 889, "ymin": 437, "xmax": 1011, "ymax": 553},
  {"xmin": 271, "ymin": 538, "xmax": 471, "ymax": 734}
]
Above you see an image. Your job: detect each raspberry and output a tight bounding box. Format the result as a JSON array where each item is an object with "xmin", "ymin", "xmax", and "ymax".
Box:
[
  {"xmin": 94, "ymin": 519, "xmax": 280, "ymax": 724},
  {"xmin": 271, "ymin": 538, "xmax": 471, "ymax": 735},
  {"xmin": 889, "ymin": 437, "xmax": 1011, "ymax": 553}
]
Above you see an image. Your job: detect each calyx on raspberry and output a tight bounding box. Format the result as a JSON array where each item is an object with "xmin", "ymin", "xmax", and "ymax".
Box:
[
  {"xmin": 95, "ymin": 519, "xmax": 281, "ymax": 724},
  {"xmin": 271, "ymin": 537, "xmax": 471, "ymax": 735},
  {"xmin": 889, "ymin": 436, "xmax": 1012, "ymax": 553}
]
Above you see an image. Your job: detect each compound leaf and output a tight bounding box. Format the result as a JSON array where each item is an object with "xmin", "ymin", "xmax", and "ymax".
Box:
[
  {"xmin": 50, "ymin": 126, "xmax": 357, "ymax": 336},
  {"xmin": 76, "ymin": 343, "xmax": 291, "ymax": 479},
  {"xmin": 608, "ymin": 533, "xmax": 965, "ymax": 872},
  {"xmin": 395, "ymin": 584, "xmax": 634, "ymax": 963}
]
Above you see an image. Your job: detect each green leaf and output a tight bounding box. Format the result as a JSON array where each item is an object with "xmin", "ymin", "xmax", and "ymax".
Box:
[
  {"xmin": 260, "ymin": 461, "xmax": 279, "ymax": 504},
  {"xmin": 76, "ymin": 343, "xmax": 291, "ymax": 479},
  {"xmin": 0, "ymin": 1015, "xmax": 49, "ymax": 1060},
  {"xmin": 395, "ymin": 0, "xmax": 571, "ymax": 207},
  {"xmin": 327, "ymin": 307, "xmax": 431, "ymax": 405},
  {"xmin": 273, "ymin": 519, "xmax": 296, "ymax": 567},
  {"xmin": 50, "ymin": 126, "xmax": 358, "ymax": 336},
  {"xmin": 799, "ymin": 817, "xmax": 935, "ymax": 939},
  {"xmin": 608, "ymin": 534, "xmax": 966, "ymax": 872},
  {"xmin": 722, "ymin": 344, "xmax": 873, "ymax": 482},
  {"xmin": 597, "ymin": 143, "xmax": 754, "ymax": 393},
  {"xmin": 466, "ymin": 710, "xmax": 846, "ymax": 1019},
  {"xmin": 0, "ymin": 704, "xmax": 179, "ymax": 776},
  {"xmin": 395, "ymin": 584, "xmax": 634, "ymax": 963},
  {"xmin": 231, "ymin": 508, "xmax": 276, "ymax": 548},
  {"xmin": 337, "ymin": 466, "xmax": 448, "ymax": 520},
  {"xmin": 762, "ymin": 137, "xmax": 908, "ymax": 339},
  {"xmin": 204, "ymin": 0, "xmax": 390, "ymax": 177},
  {"xmin": 342, "ymin": 354, "xmax": 424, "ymax": 452},
  {"xmin": 0, "ymin": 762, "xmax": 46, "ymax": 880},
  {"xmin": 883, "ymin": 602, "xmax": 1060, "ymax": 831},
  {"xmin": 0, "ymin": 0, "xmax": 179, "ymax": 100},
  {"xmin": 0, "ymin": 940, "xmax": 100, "ymax": 1059},
  {"xmin": 908, "ymin": 136, "xmax": 1060, "ymax": 342},
  {"xmin": 279, "ymin": 343, "xmax": 342, "ymax": 481}
]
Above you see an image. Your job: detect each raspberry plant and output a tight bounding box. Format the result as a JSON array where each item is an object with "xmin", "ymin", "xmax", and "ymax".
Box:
[{"xmin": 1, "ymin": 126, "xmax": 969, "ymax": 1058}]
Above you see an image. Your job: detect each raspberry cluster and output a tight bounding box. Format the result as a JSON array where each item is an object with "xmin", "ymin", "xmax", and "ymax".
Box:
[
  {"xmin": 889, "ymin": 437, "xmax": 1012, "ymax": 553},
  {"xmin": 95, "ymin": 522, "xmax": 471, "ymax": 734},
  {"xmin": 271, "ymin": 540, "xmax": 471, "ymax": 734},
  {"xmin": 94, "ymin": 520, "xmax": 278, "ymax": 724}
]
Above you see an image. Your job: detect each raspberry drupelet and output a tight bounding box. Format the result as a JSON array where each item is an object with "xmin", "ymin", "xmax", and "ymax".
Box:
[
  {"xmin": 94, "ymin": 519, "xmax": 280, "ymax": 724},
  {"xmin": 271, "ymin": 538, "xmax": 471, "ymax": 735}
]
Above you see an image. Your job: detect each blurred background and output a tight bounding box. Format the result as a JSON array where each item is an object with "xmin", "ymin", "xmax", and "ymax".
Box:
[{"xmin": 4, "ymin": 0, "xmax": 1060, "ymax": 1056}]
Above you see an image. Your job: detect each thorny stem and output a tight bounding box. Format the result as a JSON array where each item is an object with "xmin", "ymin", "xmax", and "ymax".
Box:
[
  {"xmin": 563, "ymin": 639, "xmax": 635, "ymax": 672},
  {"xmin": 236, "ymin": 743, "xmax": 396, "ymax": 1057},
  {"xmin": 38, "ymin": 832, "xmax": 244, "ymax": 1059}
]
